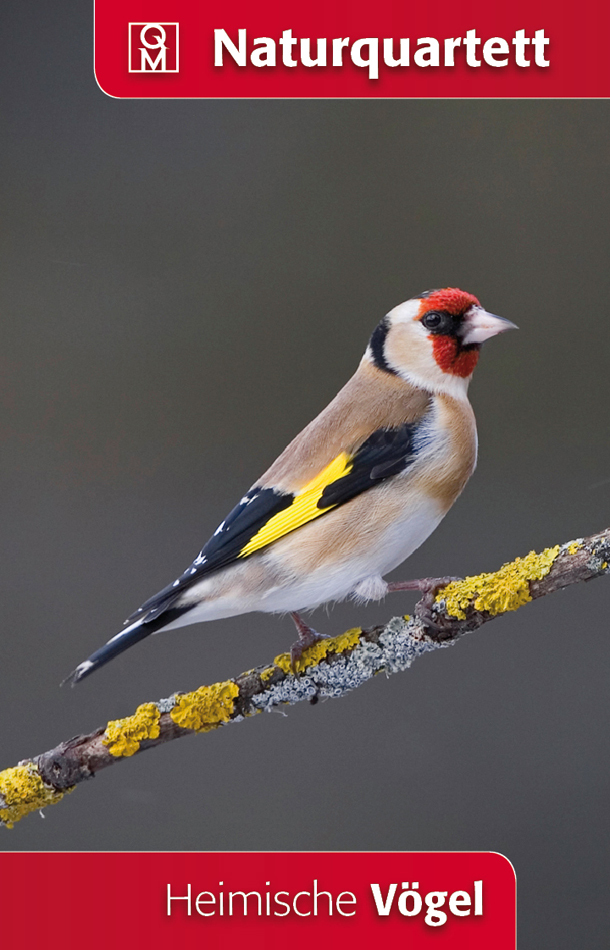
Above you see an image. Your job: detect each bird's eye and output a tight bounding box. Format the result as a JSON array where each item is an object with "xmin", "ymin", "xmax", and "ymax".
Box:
[{"xmin": 421, "ymin": 310, "xmax": 452, "ymax": 333}]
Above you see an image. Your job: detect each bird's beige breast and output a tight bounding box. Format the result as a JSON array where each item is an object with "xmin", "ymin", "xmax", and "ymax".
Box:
[{"xmin": 415, "ymin": 392, "xmax": 478, "ymax": 512}]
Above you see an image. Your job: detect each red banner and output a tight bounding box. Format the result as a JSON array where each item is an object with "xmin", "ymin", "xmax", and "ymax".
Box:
[
  {"xmin": 1, "ymin": 851, "xmax": 514, "ymax": 948},
  {"xmin": 94, "ymin": 0, "xmax": 610, "ymax": 98}
]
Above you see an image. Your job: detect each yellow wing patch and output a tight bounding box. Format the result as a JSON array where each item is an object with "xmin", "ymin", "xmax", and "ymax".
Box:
[{"xmin": 239, "ymin": 452, "xmax": 353, "ymax": 557}]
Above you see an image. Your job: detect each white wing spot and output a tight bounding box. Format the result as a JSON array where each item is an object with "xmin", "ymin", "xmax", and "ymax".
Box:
[{"xmin": 213, "ymin": 521, "xmax": 226, "ymax": 537}]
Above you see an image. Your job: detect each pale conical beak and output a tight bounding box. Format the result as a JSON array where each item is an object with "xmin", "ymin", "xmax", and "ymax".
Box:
[{"xmin": 461, "ymin": 307, "xmax": 518, "ymax": 346}]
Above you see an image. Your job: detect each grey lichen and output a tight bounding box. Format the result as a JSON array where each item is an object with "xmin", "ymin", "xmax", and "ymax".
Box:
[
  {"xmin": 156, "ymin": 694, "xmax": 179, "ymax": 714},
  {"xmin": 248, "ymin": 616, "xmax": 445, "ymax": 713}
]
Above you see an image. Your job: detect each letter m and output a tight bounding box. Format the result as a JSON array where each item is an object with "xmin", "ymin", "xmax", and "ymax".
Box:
[{"xmin": 140, "ymin": 48, "xmax": 166, "ymax": 71}]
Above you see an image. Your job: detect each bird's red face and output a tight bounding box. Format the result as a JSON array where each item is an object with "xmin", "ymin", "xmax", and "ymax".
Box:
[
  {"xmin": 417, "ymin": 289, "xmax": 482, "ymax": 378},
  {"xmin": 416, "ymin": 288, "xmax": 515, "ymax": 378},
  {"xmin": 370, "ymin": 287, "xmax": 516, "ymax": 397}
]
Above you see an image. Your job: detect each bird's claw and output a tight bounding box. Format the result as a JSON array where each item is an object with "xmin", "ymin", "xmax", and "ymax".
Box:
[{"xmin": 289, "ymin": 612, "xmax": 330, "ymax": 675}]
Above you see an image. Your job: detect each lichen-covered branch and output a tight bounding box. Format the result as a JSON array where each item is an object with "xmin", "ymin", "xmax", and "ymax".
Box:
[{"xmin": 1, "ymin": 529, "xmax": 608, "ymax": 829}]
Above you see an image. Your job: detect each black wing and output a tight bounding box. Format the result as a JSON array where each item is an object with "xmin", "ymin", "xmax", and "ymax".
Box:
[{"xmin": 318, "ymin": 423, "xmax": 416, "ymax": 508}]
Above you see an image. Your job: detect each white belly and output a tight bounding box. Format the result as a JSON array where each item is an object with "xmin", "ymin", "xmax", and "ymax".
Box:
[{"xmin": 257, "ymin": 495, "xmax": 444, "ymax": 611}]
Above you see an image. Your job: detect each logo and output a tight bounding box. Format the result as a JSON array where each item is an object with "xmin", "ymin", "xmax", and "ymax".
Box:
[{"xmin": 128, "ymin": 23, "xmax": 179, "ymax": 72}]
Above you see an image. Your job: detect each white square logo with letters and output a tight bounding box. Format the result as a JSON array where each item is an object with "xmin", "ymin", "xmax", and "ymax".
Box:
[{"xmin": 128, "ymin": 23, "xmax": 179, "ymax": 73}]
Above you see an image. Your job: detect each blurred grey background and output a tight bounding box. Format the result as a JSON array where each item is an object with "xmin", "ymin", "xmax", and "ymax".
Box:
[{"xmin": 1, "ymin": 4, "xmax": 609, "ymax": 947}]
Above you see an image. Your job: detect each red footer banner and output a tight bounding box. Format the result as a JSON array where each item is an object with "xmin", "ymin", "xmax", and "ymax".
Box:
[{"xmin": 1, "ymin": 851, "xmax": 515, "ymax": 948}]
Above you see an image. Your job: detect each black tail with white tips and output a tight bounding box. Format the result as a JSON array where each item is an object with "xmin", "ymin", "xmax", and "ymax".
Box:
[{"xmin": 63, "ymin": 606, "xmax": 192, "ymax": 685}]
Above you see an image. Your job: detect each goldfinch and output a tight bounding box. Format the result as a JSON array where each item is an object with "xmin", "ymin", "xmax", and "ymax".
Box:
[{"xmin": 67, "ymin": 288, "xmax": 516, "ymax": 683}]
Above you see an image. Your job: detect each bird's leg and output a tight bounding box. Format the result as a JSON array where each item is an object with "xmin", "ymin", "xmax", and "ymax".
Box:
[
  {"xmin": 386, "ymin": 576, "xmax": 460, "ymax": 595},
  {"xmin": 289, "ymin": 611, "xmax": 330, "ymax": 674},
  {"xmin": 386, "ymin": 576, "xmax": 460, "ymax": 633}
]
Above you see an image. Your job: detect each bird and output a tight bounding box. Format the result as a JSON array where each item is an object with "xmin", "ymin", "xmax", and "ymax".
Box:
[{"xmin": 66, "ymin": 287, "xmax": 516, "ymax": 684}]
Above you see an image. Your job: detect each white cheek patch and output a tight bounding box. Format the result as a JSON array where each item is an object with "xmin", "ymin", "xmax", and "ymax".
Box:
[
  {"xmin": 384, "ymin": 321, "xmax": 471, "ymax": 401},
  {"xmin": 398, "ymin": 364, "xmax": 471, "ymax": 401}
]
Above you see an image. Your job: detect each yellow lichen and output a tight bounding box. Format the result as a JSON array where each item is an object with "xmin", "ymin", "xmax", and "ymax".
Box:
[
  {"xmin": 567, "ymin": 541, "xmax": 582, "ymax": 556},
  {"xmin": 273, "ymin": 653, "xmax": 293, "ymax": 675},
  {"xmin": 273, "ymin": 627, "xmax": 362, "ymax": 675},
  {"xmin": 260, "ymin": 666, "xmax": 277, "ymax": 683},
  {"xmin": 170, "ymin": 680, "xmax": 239, "ymax": 732},
  {"xmin": 0, "ymin": 763, "xmax": 71, "ymax": 829},
  {"xmin": 438, "ymin": 546, "xmax": 561, "ymax": 620},
  {"xmin": 103, "ymin": 703, "xmax": 161, "ymax": 757}
]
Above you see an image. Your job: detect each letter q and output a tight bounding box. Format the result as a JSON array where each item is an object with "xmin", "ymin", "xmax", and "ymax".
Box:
[{"xmin": 140, "ymin": 24, "xmax": 167, "ymax": 49}]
